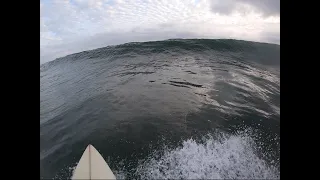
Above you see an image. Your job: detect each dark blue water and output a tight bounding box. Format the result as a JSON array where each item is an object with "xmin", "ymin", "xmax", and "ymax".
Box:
[{"xmin": 40, "ymin": 39, "xmax": 280, "ymax": 179}]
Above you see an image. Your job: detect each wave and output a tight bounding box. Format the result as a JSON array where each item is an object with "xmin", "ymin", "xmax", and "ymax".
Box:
[
  {"xmin": 40, "ymin": 39, "xmax": 280, "ymax": 71},
  {"xmin": 41, "ymin": 38, "xmax": 280, "ymax": 179}
]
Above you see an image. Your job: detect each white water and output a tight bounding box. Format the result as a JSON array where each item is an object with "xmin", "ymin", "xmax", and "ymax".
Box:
[
  {"xmin": 65, "ymin": 130, "xmax": 279, "ymax": 180},
  {"xmin": 128, "ymin": 131, "xmax": 279, "ymax": 179}
]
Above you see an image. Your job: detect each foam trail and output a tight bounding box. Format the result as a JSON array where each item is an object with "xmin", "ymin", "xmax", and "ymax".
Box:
[
  {"xmin": 135, "ymin": 132, "xmax": 279, "ymax": 179},
  {"xmin": 61, "ymin": 131, "xmax": 279, "ymax": 180}
]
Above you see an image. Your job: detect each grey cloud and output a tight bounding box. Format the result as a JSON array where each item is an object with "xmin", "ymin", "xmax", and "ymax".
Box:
[
  {"xmin": 260, "ymin": 31, "xmax": 280, "ymax": 45},
  {"xmin": 211, "ymin": 0, "xmax": 280, "ymax": 17},
  {"xmin": 210, "ymin": 0, "xmax": 237, "ymax": 15}
]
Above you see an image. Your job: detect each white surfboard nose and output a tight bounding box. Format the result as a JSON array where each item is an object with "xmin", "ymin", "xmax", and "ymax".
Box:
[{"xmin": 72, "ymin": 144, "xmax": 116, "ymax": 180}]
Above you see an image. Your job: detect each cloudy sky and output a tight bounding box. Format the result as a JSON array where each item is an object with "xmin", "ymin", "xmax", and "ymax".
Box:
[{"xmin": 40, "ymin": 0, "xmax": 280, "ymax": 64}]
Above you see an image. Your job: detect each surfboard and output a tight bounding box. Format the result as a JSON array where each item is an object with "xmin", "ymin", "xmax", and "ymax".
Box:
[{"xmin": 72, "ymin": 144, "xmax": 116, "ymax": 180}]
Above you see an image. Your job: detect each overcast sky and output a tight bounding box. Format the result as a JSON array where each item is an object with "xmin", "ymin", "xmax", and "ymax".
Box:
[{"xmin": 40, "ymin": 0, "xmax": 280, "ymax": 64}]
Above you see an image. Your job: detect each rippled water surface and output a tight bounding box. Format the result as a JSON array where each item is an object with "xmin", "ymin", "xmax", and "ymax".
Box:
[{"xmin": 40, "ymin": 39, "xmax": 280, "ymax": 179}]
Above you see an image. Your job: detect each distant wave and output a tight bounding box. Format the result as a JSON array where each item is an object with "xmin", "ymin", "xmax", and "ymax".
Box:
[{"xmin": 40, "ymin": 39, "xmax": 280, "ymax": 70}]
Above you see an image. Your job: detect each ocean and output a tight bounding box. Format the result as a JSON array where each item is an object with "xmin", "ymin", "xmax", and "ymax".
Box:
[{"xmin": 40, "ymin": 39, "xmax": 280, "ymax": 179}]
